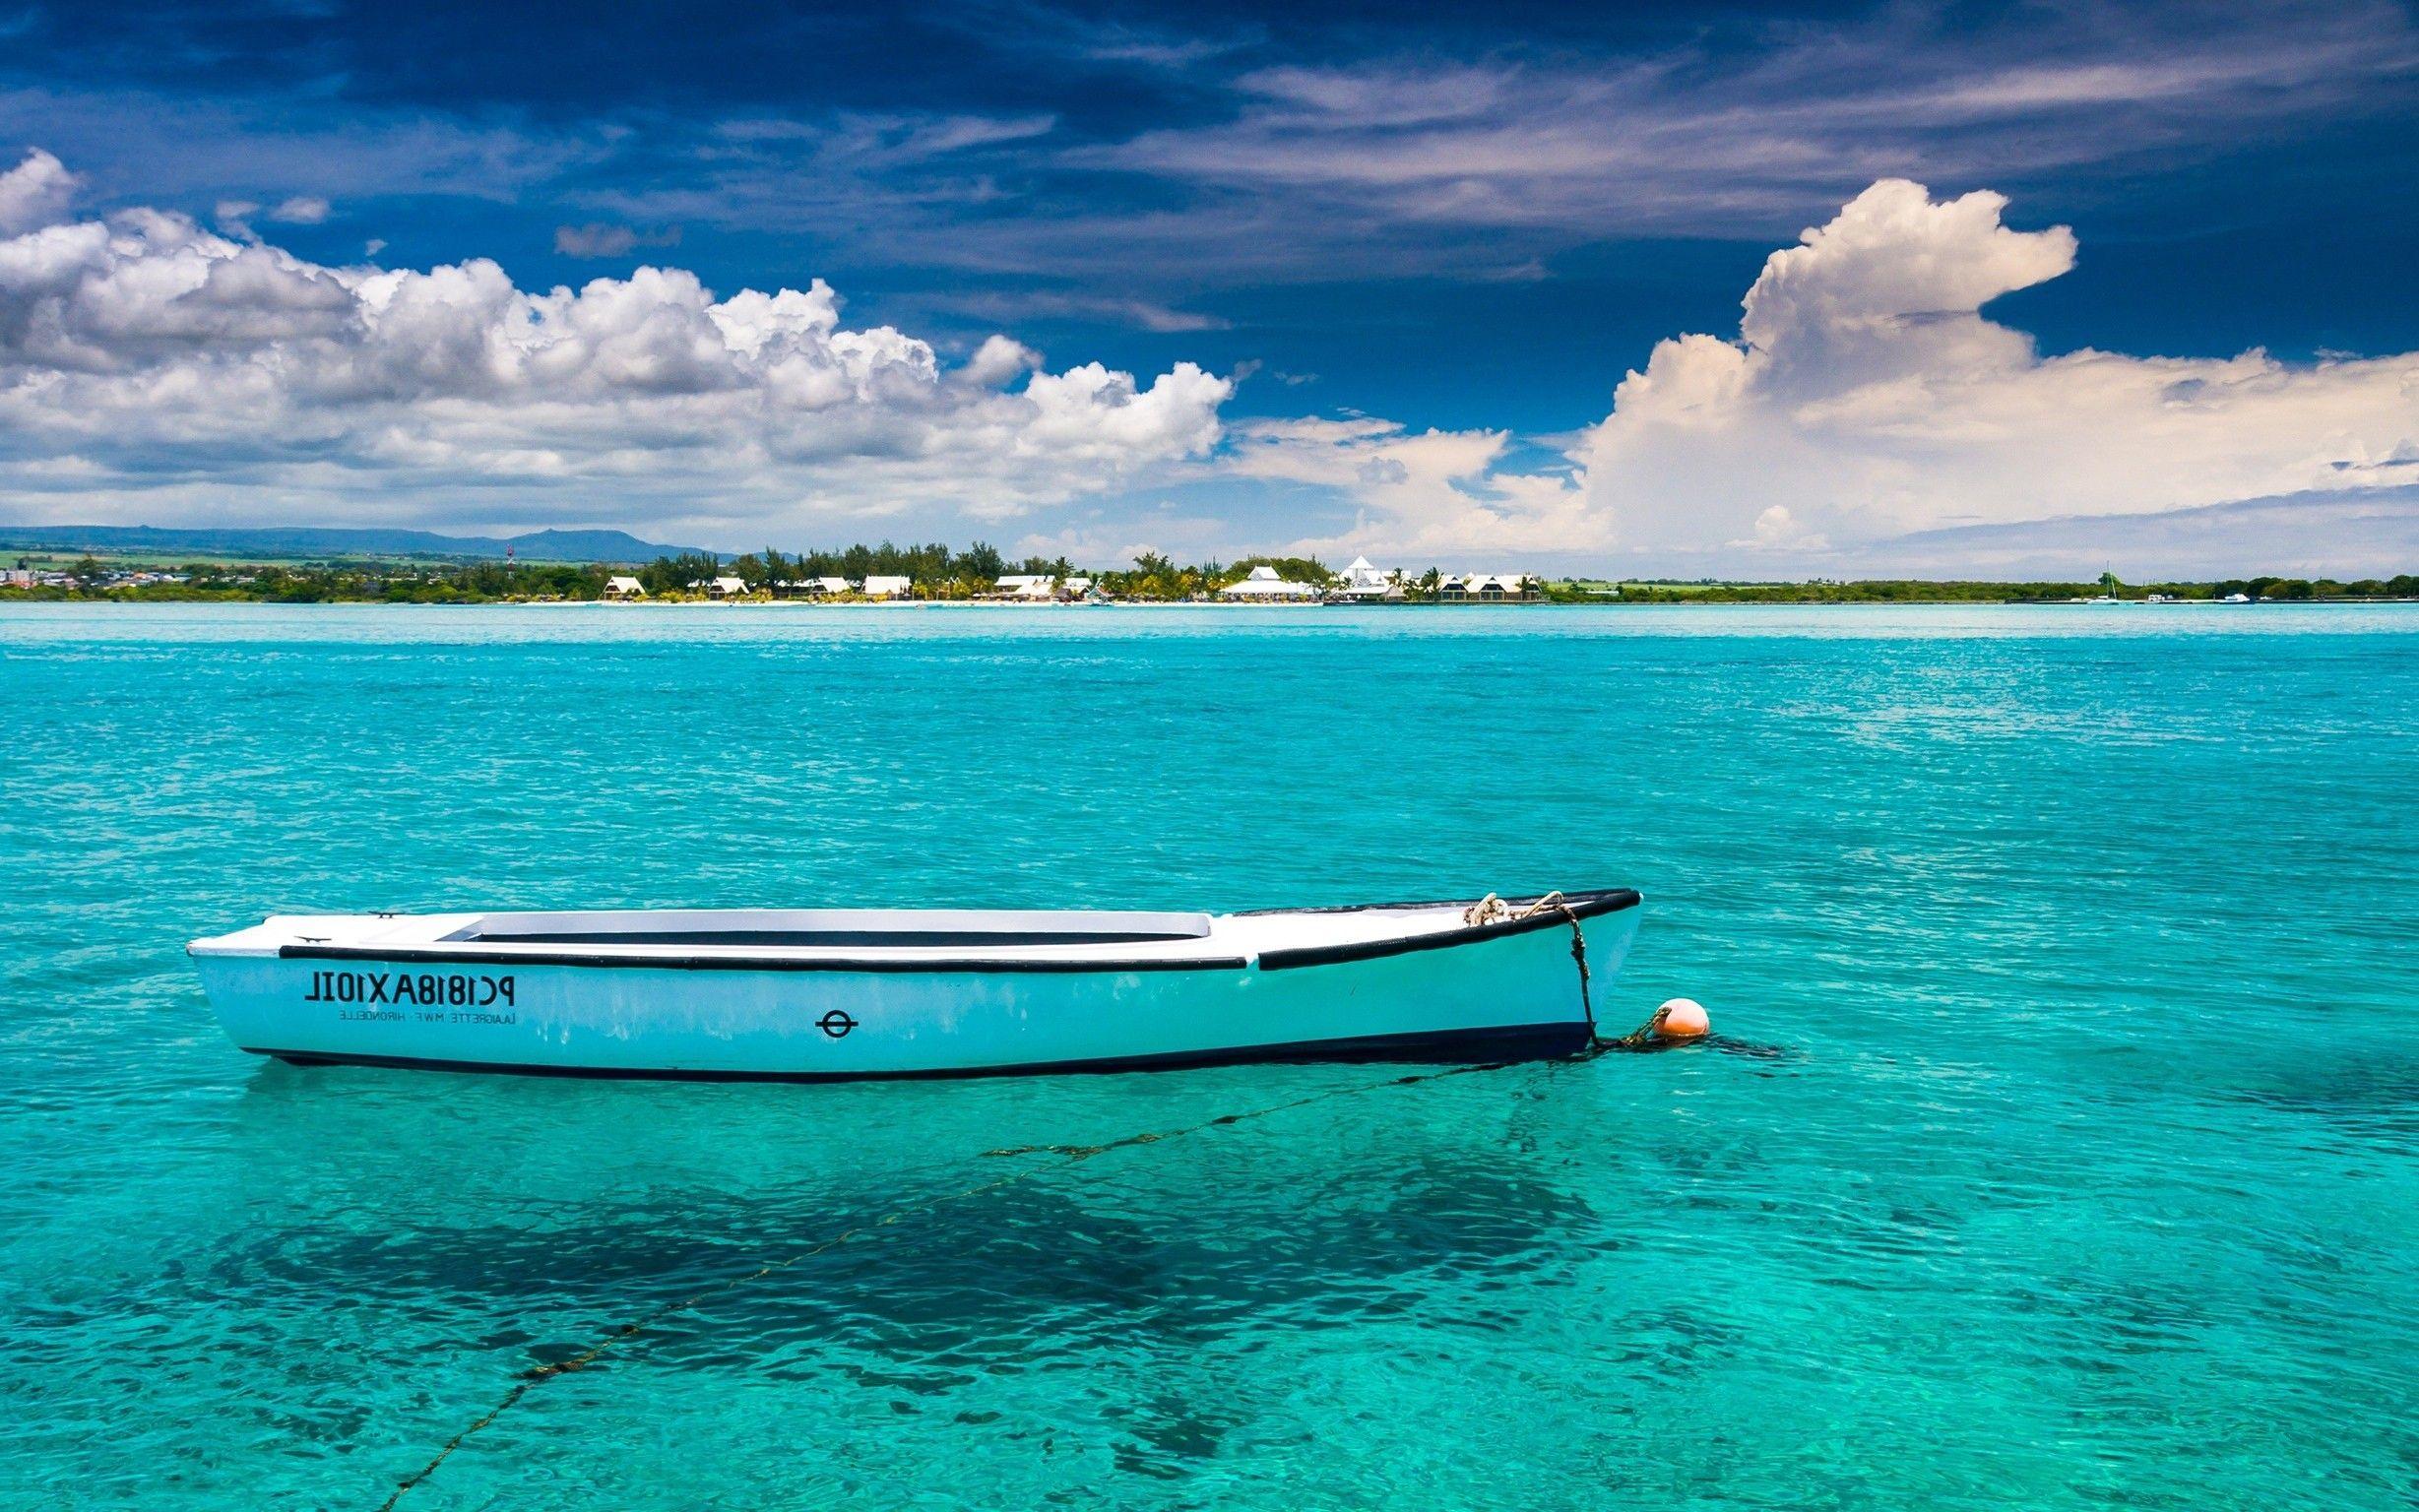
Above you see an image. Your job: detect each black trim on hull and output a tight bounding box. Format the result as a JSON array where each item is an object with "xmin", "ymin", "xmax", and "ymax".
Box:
[
  {"xmin": 243, "ymin": 1021, "xmax": 1595, "ymax": 1083},
  {"xmin": 1257, "ymin": 889, "xmax": 1640, "ymax": 971},
  {"xmin": 279, "ymin": 944, "xmax": 1252, "ymax": 975}
]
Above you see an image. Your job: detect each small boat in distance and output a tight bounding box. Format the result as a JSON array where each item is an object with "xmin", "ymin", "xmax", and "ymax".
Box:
[{"xmin": 188, "ymin": 890, "xmax": 1641, "ymax": 1082}]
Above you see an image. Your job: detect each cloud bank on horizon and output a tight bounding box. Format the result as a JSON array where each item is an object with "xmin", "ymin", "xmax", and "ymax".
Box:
[{"xmin": 0, "ymin": 146, "xmax": 2412, "ymax": 574}]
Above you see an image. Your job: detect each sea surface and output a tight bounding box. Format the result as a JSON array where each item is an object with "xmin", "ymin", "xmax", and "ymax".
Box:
[{"xmin": 2, "ymin": 602, "xmax": 2414, "ymax": 1511}]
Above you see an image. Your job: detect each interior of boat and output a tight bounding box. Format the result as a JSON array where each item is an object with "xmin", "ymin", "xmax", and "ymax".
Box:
[{"xmin": 440, "ymin": 908, "xmax": 1218, "ymax": 950}]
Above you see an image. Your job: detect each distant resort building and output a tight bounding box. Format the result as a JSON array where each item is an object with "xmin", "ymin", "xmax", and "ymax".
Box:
[
  {"xmin": 603, "ymin": 575, "xmax": 645, "ymax": 598},
  {"xmin": 860, "ymin": 575, "xmax": 912, "ymax": 598},
  {"xmin": 995, "ymin": 574, "xmax": 1057, "ymax": 599},
  {"xmin": 774, "ymin": 576, "xmax": 852, "ymax": 598},
  {"xmin": 709, "ymin": 575, "xmax": 749, "ymax": 598},
  {"xmin": 1335, "ymin": 556, "xmax": 1402, "ymax": 600},
  {"xmin": 1219, "ymin": 565, "xmax": 1320, "ymax": 600},
  {"xmin": 1439, "ymin": 573, "xmax": 1539, "ymax": 602}
]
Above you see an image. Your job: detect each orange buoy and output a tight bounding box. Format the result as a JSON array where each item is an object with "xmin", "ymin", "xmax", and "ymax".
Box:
[{"xmin": 1653, "ymin": 997, "xmax": 1711, "ymax": 1040}]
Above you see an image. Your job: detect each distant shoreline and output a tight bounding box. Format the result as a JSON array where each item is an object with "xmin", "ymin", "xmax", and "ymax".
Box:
[
  {"xmin": 10, "ymin": 539, "xmax": 2409, "ymax": 607},
  {"xmin": 523, "ymin": 596, "xmax": 2419, "ymax": 608},
  {"xmin": 9, "ymin": 594, "xmax": 2416, "ymax": 609}
]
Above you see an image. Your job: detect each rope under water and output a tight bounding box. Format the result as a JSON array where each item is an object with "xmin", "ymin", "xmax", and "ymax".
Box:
[{"xmin": 374, "ymin": 902, "xmax": 1673, "ymax": 1509}]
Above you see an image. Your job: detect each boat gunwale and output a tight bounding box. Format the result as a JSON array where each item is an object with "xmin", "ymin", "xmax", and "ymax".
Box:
[
  {"xmin": 255, "ymin": 888, "xmax": 1640, "ymax": 976},
  {"xmin": 1230, "ymin": 887, "xmax": 1635, "ymax": 918},
  {"xmin": 1254, "ymin": 888, "xmax": 1639, "ymax": 971}
]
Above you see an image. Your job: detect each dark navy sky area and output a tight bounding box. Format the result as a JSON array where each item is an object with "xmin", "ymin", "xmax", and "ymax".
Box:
[{"xmin": 8, "ymin": 0, "xmax": 2414, "ymax": 441}]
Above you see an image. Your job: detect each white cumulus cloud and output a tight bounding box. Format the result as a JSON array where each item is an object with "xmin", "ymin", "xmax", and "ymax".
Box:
[
  {"xmin": 0, "ymin": 149, "xmax": 79, "ymax": 236},
  {"xmin": 1578, "ymin": 178, "xmax": 2419, "ymax": 559},
  {"xmin": 0, "ymin": 154, "xmax": 1234, "ymax": 537}
]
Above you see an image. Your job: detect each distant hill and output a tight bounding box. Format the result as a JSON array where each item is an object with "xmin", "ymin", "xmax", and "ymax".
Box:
[{"xmin": 0, "ymin": 523, "xmax": 714, "ymax": 563}]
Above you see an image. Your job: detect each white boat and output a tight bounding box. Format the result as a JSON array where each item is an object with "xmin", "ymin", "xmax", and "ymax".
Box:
[{"xmin": 188, "ymin": 890, "xmax": 1641, "ymax": 1081}]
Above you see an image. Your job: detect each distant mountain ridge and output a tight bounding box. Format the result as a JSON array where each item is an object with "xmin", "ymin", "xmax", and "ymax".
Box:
[{"xmin": 0, "ymin": 524, "xmax": 714, "ymax": 563}]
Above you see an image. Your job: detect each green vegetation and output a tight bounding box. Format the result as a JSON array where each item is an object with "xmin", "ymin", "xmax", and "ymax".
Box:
[
  {"xmin": 1221, "ymin": 554, "xmax": 1332, "ymax": 585},
  {"xmin": 1, "ymin": 556, "xmax": 608, "ymax": 603},
  {"xmin": 1094, "ymin": 550, "xmax": 1223, "ymax": 601},
  {"xmin": 2214, "ymin": 575, "xmax": 2419, "ymax": 600},
  {"xmin": 1551, "ymin": 575, "xmax": 2419, "ymax": 604}
]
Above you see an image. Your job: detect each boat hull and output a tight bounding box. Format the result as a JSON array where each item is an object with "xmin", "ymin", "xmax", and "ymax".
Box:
[{"xmin": 194, "ymin": 904, "xmax": 1638, "ymax": 1081}]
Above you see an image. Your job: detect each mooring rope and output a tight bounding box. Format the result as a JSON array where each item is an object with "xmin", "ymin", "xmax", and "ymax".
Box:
[
  {"xmin": 1546, "ymin": 898, "xmax": 1595, "ymax": 1038},
  {"xmin": 1464, "ymin": 891, "xmax": 1613, "ymax": 1045},
  {"xmin": 375, "ymin": 905, "xmax": 1673, "ymax": 1509}
]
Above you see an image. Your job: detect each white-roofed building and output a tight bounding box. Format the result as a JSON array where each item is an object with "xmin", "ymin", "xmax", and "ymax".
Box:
[
  {"xmin": 1335, "ymin": 556, "xmax": 1402, "ymax": 599},
  {"xmin": 710, "ymin": 576, "xmax": 749, "ymax": 598},
  {"xmin": 1219, "ymin": 565, "xmax": 1320, "ymax": 600},
  {"xmin": 1438, "ymin": 573, "xmax": 1538, "ymax": 602},
  {"xmin": 860, "ymin": 575, "xmax": 912, "ymax": 598},
  {"xmin": 603, "ymin": 576, "xmax": 645, "ymax": 598},
  {"xmin": 996, "ymin": 574, "xmax": 1056, "ymax": 598}
]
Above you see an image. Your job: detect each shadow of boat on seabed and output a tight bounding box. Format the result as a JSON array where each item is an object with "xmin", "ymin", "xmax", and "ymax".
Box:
[{"xmin": 193, "ymin": 1150, "xmax": 1603, "ymax": 1376}]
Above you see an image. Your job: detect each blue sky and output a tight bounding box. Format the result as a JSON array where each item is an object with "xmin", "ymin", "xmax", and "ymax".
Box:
[{"xmin": 2, "ymin": 0, "xmax": 2415, "ymax": 571}]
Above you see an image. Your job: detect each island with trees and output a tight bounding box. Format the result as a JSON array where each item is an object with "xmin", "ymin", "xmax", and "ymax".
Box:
[{"xmin": 3, "ymin": 538, "xmax": 2412, "ymax": 607}]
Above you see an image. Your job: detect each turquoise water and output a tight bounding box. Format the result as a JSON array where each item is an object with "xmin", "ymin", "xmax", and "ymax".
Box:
[{"xmin": 3, "ymin": 602, "xmax": 2415, "ymax": 1511}]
